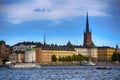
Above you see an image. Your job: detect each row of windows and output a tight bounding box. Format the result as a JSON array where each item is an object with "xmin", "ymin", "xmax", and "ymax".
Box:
[{"xmin": 13, "ymin": 46, "xmax": 33, "ymax": 50}]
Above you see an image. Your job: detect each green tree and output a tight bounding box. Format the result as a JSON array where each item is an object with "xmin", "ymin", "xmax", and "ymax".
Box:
[
  {"xmin": 112, "ymin": 52, "xmax": 120, "ymax": 62},
  {"xmin": 58, "ymin": 56, "xmax": 62, "ymax": 62},
  {"xmin": 57, "ymin": 54, "xmax": 88, "ymax": 62},
  {"xmin": 52, "ymin": 55, "xmax": 57, "ymax": 62},
  {"xmin": 67, "ymin": 41, "xmax": 74, "ymax": 49}
]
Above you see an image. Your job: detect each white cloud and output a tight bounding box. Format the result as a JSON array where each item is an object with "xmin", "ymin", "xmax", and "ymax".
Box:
[{"xmin": 1, "ymin": 0, "xmax": 108, "ymax": 24}]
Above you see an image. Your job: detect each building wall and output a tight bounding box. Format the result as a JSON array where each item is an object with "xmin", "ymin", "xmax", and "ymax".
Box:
[
  {"xmin": 35, "ymin": 47, "xmax": 75, "ymax": 63},
  {"xmin": 16, "ymin": 53, "xmax": 25, "ymax": 63},
  {"xmin": 9, "ymin": 52, "xmax": 25, "ymax": 63},
  {"xmin": 97, "ymin": 47, "xmax": 115, "ymax": 62},
  {"xmin": 75, "ymin": 48, "xmax": 88, "ymax": 56},
  {"xmin": 84, "ymin": 32, "xmax": 92, "ymax": 46},
  {"xmin": 35, "ymin": 47, "xmax": 42, "ymax": 62},
  {"xmin": 53, "ymin": 50, "xmax": 75, "ymax": 59},
  {"xmin": 9, "ymin": 53, "xmax": 17, "ymax": 63},
  {"xmin": 75, "ymin": 47, "xmax": 97, "ymax": 58},
  {"xmin": 41, "ymin": 50, "xmax": 53, "ymax": 62},
  {"xmin": 74, "ymin": 47, "xmax": 97, "ymax": 62},
  {"xmin": 13, "ymin": 44, "xmax": 36, "ymax": 51},
  {"xmin": 0, "ymin": 41, "xmax": 10, "ymax": 61},
  {"xmin": 25, "ymin": 49, "xmax": 36, "ymax": 62}
]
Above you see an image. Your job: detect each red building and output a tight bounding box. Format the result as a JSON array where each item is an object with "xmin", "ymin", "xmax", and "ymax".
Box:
[{"xmin": 0, "ymin": 41, "xmax": 10, "ymax": 61}]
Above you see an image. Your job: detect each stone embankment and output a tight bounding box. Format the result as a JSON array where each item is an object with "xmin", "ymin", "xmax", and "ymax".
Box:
[{"xmin": 40, "ymin": 62, "xmax": 120, "ymax": 66}]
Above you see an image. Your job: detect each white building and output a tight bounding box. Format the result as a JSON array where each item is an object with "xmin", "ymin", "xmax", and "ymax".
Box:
[
  {"xmin": 74, "ymin": 46, "xmax": 97, "ymax": 59},
  {"xmin": 13, "ymin": 43, "xmax": 36, "ymax": 51},
  {"xmin": 25, "ymin": 48, "xmax": 36, "ymax": 62}
]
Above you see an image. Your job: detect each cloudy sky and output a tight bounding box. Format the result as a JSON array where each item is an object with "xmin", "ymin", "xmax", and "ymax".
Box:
[{"xmin": 0, "ymin": 0, "xmax": 120, "ymax": 47}]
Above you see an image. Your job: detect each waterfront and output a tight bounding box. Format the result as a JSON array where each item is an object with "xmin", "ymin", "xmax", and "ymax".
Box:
[{"xmin": 0, "ymin": 66, "xmax": 120, "ymax": 80}]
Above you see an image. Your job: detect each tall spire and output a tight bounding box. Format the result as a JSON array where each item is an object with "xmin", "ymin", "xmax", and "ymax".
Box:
[
  {"xmin": 115, "ymin": 44, "xmax": 119, "ymax": 52},
  {"xmin": 44, "ymin": 33, "xmax": 46, "ymax": 45},
  {"xmin": 86, "ymin": 12, "xmax": 89, "ymax": 32}
]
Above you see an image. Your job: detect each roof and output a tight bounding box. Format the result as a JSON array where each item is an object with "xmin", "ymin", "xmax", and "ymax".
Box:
[
  {"xmin": 97, "ymin": 46, "xmax": 114, "ymax": 49},
  {"xmin": 74, "ymin": 45, "xmax": 96, "ymax": 48},
  {"xmin": 26, "ymin": 48, "xmax": 35, "ymax": 51},
  {"xmin": 36, "ymin": 45, "xmax": 75, "ymax": 51},
  {"xmin": 13, "ymin": 41, "xmax": 43, "ymax": 46}
]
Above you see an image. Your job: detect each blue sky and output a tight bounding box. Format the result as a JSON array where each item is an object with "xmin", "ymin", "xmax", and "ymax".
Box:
[{"xmin": 0, "ymin": 0, "xmax": 120, "ymax": 47}]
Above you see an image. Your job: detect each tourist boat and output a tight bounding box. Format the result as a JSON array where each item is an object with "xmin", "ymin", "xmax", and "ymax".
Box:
[
  {"xmin": 8, "ymin": 63, "xmax": 41, "ymax": 69},
  {"xmin": 80, "ymin": 60, "xmax": 96, "ymax": 66}
]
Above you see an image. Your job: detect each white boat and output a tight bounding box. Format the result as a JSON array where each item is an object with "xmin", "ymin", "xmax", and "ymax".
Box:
[
  {"xmin": 8, "ymin": 63, "xmax": 41, "ymax": 69},
  {"xmin": 80, "ymin": 60, "xmax": 96, "ymax": 66}
]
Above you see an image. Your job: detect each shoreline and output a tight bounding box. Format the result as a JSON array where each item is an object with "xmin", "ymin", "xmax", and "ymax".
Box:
[
  {"xmin": 40, "ymin": 62, "xmax": 120, "ymax": 66},
  {"xmin": 0, "ymin": 62, "xmax": 120, "ymax": 67}
]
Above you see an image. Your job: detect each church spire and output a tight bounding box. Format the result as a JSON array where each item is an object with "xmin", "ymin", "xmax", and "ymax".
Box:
[
  {"xmin": 86, "ymin": 12, "xmax": 89, "ymax": 32},
  {"xmin": 44, "ymin": 33, "xmax": 46, "ymax": 45}
]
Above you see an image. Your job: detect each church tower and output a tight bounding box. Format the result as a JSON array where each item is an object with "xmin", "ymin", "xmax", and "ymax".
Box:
[
  {"xmin": 44, "ymin": 33, "xmax": 46, "ymax": 45},
  {"xmin": 83, "ymin": 12, "xmax": 93, "ymax": 47}
]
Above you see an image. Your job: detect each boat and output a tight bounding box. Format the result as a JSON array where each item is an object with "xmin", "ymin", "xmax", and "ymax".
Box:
[
  {"xmin": 8, "ymin": 63, "xmax": 41, "ymax": 69},
  {"xmin": 96, "ymin": 67, "xmax": 111, "ymax": 70},
  {"xmin": 80, "ymin": 60, "xmax": 96, "ymax": 66}
]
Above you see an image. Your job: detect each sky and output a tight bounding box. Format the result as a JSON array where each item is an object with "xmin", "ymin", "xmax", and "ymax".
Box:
[{"xmin": 0, "ymin": 0, "xmax": 120, "ymax": 47}]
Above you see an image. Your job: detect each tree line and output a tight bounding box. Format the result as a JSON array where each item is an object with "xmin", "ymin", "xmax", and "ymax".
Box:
[{"xmin": 52, "ymin": 54, "xmax": 89, "ymax": 62}]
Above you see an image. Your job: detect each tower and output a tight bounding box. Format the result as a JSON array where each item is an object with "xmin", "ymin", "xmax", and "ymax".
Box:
[
  {"xmin": 83, "ymin": 12, "xmax": 93, "ymax": 47},
  {"xmin": 44, "ymin": 33, "xmax": 46, "ymax": 45}
]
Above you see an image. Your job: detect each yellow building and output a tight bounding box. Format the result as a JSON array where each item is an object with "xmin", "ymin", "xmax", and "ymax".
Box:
[
  {"xmin": 35, "ymin": 46, "xmax": 75, "ymax": 63},
  {"xmin": 97, "ymin": 46, "xmax": 115, "ymax": 62}
]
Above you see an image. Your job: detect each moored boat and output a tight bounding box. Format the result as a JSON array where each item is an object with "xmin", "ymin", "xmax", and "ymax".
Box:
[
  {"xmin": 8, "ymin": 63, "xmax": 41, "ymax": 69},
  {"xmin": 96, "ymin": 67, "xmax": 111, "ymax": 70},
  {"xmin": 80, "ymin": 61, "xmax": 96, "ymax": 66}
]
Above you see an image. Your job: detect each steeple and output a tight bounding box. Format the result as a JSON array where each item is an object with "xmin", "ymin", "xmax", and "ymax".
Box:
[
  {"xmin": 86, "ymin": 12, "xmax": 89, "ymax": 32},
  {"xmin": 115, "ymin": 44, "xmax": 119, "ymax": 52},
  {"xmin": 44, "ymin": 33, "xmax": 46, "ymax": 45},
  {"xmin": 83, "ymin": 12, "xmax": 93, "ymax": 47}
]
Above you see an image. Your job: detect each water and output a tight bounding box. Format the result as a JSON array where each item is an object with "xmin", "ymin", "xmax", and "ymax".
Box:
[{"xmin": 0, "ymin": 66, "xmax": 120, "ymax": 80}]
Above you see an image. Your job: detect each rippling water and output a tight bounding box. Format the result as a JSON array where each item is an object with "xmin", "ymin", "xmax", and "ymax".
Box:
[{"xmin": 0, "ymin": 66, "xmax": 120, "ymax": 80}]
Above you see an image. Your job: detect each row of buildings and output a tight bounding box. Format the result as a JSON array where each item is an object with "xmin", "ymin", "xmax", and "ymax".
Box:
[{"xmin": 0, "ymin": 13, "xmax": 120, "ymax": 63}]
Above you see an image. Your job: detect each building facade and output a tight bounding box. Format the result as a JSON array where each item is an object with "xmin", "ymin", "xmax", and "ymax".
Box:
[
  {"xmin": 25, "ymin": 48, "xmax": 36, "ymax": 62},
  {"xmin": 9, "ymin": 51, "xmax": 25, "ymax": 63},
  {"xmin": 12, "ymin": 42, "xmax": 42, "ymax": 52},
  {"xmin": 35, "ymin": 45, "xmax": 75, "ymax": 63},
  {"xmin": 75, "ymin": 46, "xmax": 98, "ymax": 62},
  {"xmin": 97, "ymin": 46, "xmax": 115, "ymax": 62},
  {"xmin": 0, "ymin": 41, "xmax": 10, "ymax": 61},
  {"xmin": 10, "ymin": 42, "xmax": 42, "ymax": 63}
]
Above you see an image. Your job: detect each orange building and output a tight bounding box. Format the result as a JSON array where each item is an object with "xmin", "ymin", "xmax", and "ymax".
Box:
[{"xmin": 35, "ymin": 45, "xmax": 75, "ymax": 63}]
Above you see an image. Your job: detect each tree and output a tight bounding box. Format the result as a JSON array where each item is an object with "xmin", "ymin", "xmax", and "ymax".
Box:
[
  {"xmin": 52, "ymin": 55, "xmax": 57, "ymax": 62},
  {"xmin": 58, "ymin": 56, "xmax": 62, "ymax": 61},
  {"xmin": 66, "ymin": 41, "xmax": 74, "ymax": 49},
  {"xmin": 112, "ymin": 52, "xmax": 120, "ymax": 62}
]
